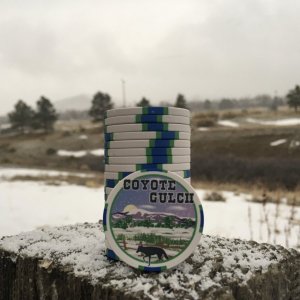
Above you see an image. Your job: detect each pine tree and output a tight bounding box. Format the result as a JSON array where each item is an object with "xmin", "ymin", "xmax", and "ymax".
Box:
[
  {"xmin": 137, "ymin": 97, "xmax": 150, "ymax": 107},
  {"xmin": 287, "ymin": 85, "xmax": 300, "ymax": 112},
  {"xmin": 89, "ymin": 92, "xmax": 114, "ymax": 122},
  {"xmin": 8, "ymin": 100, "xmax": 34, "ymax": 133},
  {"xmin": 175, "ymin": 94, "xmax": 188, "ymax": 109},
  {"xmin": 35, "ymin": 96, "xmax": 58, "ymax": 132}
]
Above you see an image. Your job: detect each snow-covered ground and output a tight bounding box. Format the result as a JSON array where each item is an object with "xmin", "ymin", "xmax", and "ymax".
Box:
[
  {"xmin": 270, "ymin": 139, "xmax": 287, "ymax": 146},
  {"xmin": 217, "ymin": 120, "xmax": 239, "ymax": 128},
  {"xmin": 0, "ymin": 168, "xmax": 299, "ymax": 249},
  {"xmin": 57, "ymin": 149, "xmax": 105, "ymax": 157},
  {"xmin": 246, "ymin": 117, "xmax": 300, "ymax": 126}
]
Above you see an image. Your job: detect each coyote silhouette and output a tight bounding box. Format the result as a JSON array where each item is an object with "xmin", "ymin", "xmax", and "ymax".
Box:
[{"xmin": 136, "ymin": 245, "xmax": 169, "ymax": 266}]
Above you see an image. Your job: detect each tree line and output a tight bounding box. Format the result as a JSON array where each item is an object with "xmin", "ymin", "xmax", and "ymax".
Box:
[
  {"xmin": 6, "ymin": 85, "xmax": 300, "ymax": 133},
  {"xmin": 8, "ymin": 97, "xmax": 58, "ymax": 133}
]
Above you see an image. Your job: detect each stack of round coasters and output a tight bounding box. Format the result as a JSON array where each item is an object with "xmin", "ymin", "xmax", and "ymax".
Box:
[
  {"xmin": 104, "ymin": 107, "xmax": 192, "ymax": 260},
  {"xmin": 103, "ymin": 171, "xmax": 204, "ymax": 271}
]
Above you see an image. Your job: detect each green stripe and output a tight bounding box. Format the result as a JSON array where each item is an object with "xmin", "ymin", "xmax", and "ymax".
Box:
[
  {"xmin": 146, "ymin": 148, "xmax": 150, "ymax": 155},
  {"xmin": 163, "ymin": 123, "xmax": 168, "ymax": 131},
  {"xmin": 149, "ymin": 140, "xmax": 154, "ymax": 147},
  {"xmin": 167, "ymin": 156, "xmax": 172, "ymax": 163},
  {"xmin": 138, "ymin": 266, "xmax": 144, "ymax": 271},
  {"xmin": 157, "ymin": 115, "xmax": 162, "ymax": 122},
  {"xmin": 161, "ymin": 266, "xmax": 167, "ymax": 271},
  {"xmin": 164, "ymin": 107, "xmax": 168, "ymax": 114},
  {"xmin": 103, "ymin": 224, "xmax": 107, "ymax": 231},
  {"xmin": 142, "ymin": 107, "xmax": 147, "ymax": 114},
  {"xmin": 142, "ymin": 123, "xmax": 147, "ymax": 130},
  {"xmin": 167, "ymin": 148, "xmax": 171, "ymax": 156},
  {"xmin": 175, "ymin": 132, "xmax": 179, "ymax": 139},
  {"xmin": 170, "ymin": 140, "xmax": 174, "ymax": 147},
  {"xmin": 157, "ymin": 132, "xmax": 162, "ymax": 139},
  {"xmin": 147, "ymin": 156, "xmax": 151, "ymax": 163}
]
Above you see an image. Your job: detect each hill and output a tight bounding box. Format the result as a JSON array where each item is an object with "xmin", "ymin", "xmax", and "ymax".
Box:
[{"xmin": 55, "ymin": 94, "xmax": 91, "ymax": 112}]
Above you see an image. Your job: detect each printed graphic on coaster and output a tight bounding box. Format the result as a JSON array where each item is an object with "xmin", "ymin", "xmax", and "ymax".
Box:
[{"xmin": 103, "ymin": 171, "xmax": 204, "ymax": 271}]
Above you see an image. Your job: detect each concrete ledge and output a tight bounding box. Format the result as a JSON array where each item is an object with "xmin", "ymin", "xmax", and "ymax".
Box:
[{"xmin": 0, "ymin": 223, "xmax": 299, "ymax": 300}]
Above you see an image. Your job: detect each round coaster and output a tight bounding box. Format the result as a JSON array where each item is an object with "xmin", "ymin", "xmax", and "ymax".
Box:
[
  {"xmin": 106, "ymin": 107, "xmax": 190, "ymax": 118},
  {"xmin": 103, "ymin": 171, "xmax": 204, "ymax": 271},
  {"xmin": 105, "ymin": 163, "xmax": 191, "ymax": 172},
  {"xmin": 105, "ymin": 115, "xmax": 190, "ymax": 126},
  {"xmin": 105, "ymin": 148, "xmax": 190, "ymax": 157},
  {"xmin": 105, "ymin": 140, "xmax": 190, "ymax": 149},
  {"xmin": 105, "ymin": 123, "xmax": 191, "ymax": 133},
  {"xmin": 105, "ymin": 132, "xmax": 191, "ymax": 141},
  {"xmin": 105, "ymin": 155, "xmax": 190, "ymax": 164}
]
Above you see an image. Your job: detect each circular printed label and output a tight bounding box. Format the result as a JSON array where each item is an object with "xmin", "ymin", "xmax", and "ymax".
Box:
[{"xmin": 104, "ymin": 171, "xmax": 204, "ymax": 271}]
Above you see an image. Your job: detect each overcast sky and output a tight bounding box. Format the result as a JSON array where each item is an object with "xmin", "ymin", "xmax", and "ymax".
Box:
[{"xmin": 0, "ymin": 0, "xmax": 300, "ymax": 114}]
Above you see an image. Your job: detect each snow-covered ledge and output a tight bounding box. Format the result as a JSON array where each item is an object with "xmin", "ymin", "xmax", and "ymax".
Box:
[{"xmin": 0, "ymin": 223, "xmax": 299, "ymax": 300}]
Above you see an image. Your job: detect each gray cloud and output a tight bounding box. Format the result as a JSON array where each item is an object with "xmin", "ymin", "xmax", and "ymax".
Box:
[{"xmin": 0, "ymin": 0, "xmax": 300, "ymax": 114}]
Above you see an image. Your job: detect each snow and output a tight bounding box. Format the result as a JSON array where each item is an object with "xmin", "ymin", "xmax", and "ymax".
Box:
[
  {"xmin": 79, "ymin": 135, "xmax": 88, "ymax": 139},
  {"xmin": 270, "ymin": 139, "xmax": 287, "ymax": 146},
  {"xmin": 197, "ymin": 127, "xmax": 209, "ymax": 131},
  {"xmin": 0, "ymin": 177, "xmax": 103, "ymax": 237},
  {"xmin": 0, "ymin": 167, "xmax": 93, "ymax": 179},
  {"xmin": 0, "ymin": 123, "xmax": 11, "ymax": 130},
  {"xmin": 57, "ymin": 149, "xmax": 104, "ymax": 157},
  {"xmin": 217, "ymin": 120, "xmax": 239, "ymax": 128},
  {"xmin": 90, "ymin": 149, "xmax": 105, "ymax": 156},
  {"xmin": 246, "ymin": 117, "xmax": 300, "ymax": 126},
  {"xmin": 0, "ymin": 168, "xmax": 299, "ymax": 249},
  {"xmin": 0, "ymin": 222, "xmax": 294, "ymax": 299}
]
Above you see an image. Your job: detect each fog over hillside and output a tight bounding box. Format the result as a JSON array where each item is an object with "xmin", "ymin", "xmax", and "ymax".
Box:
[{"xmin": 55, "ymin": 94, "xmax": 91, "ymax": 112}]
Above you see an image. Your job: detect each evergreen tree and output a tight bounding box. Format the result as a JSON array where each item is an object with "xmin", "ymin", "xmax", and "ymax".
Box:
[
  {"xmin": 89, "ymin": 91, "xmax": 113, "ymax": 122},
  {"xmin": 204, "ymin": 99, "xmax": 212, "ymax": 110},
  {"xmin": 137, "ymin": 97, "xmax": 150, "ymax": 107},
  {"xmin": 175, "ymin": 94, "xmax": 187, "ymax": 108},
  {"xmin": 287, "ymin": 85, "xmax": 300, "ymax": 112},
  {"xmin": 8, "ymin": 100, "xmax": 34, "ymax": 133},
  {"xmin": 35, "ymin": 96, "xmax": 58, "ymax": 132}
]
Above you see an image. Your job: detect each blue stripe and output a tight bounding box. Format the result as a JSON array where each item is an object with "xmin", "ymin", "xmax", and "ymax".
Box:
[
  {"xmin": 106, "ymin": 249, "xmax": 119, "ymax": 260},
  {"xmin": 105, "ymin": 133, "xmax": 113, "ymax": 141},
  {"xmin": 147, "ymin": 107, "xmax": 165, "ymax": 114},
  {"xmin": 142, "ymin": 266, "xmax": 163, "ymax": 272},
  {"xmin": 102, "ymin": 208, "xmax": 107, "ymax": 226},
  {"xmin": 153, "ymin": 140, "xmax": 172, "ymax": 147},
  {"xmin": 151, "ymin": 156, "xmax": 170, "ymax": 164},
  {"xmin": 150, "ymin": 148, "xmax": 168, "ymax": 156},
  {"xmin": 140, "ymin": 115, "xmax": 158, "ymax": 123},
  {"xmin": 184, "ymin": 170, "xmax": 191, "ymax": 178},
  {"xmin": 160, "ymin": 132, "xmax": 176, "ymax": 139},
  {"xmin": 106, "ymin": 179, "xmax": 117, "ymax": 188},
  {"xmin": 146, "ymin": 123, "xmax": 165, "ymax": 131}
]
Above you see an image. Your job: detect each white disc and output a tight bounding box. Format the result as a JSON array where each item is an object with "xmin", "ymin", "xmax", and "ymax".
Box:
[
  {"xmin": 106, "ymin": 148, "xmax": 190, "ymax": 157},
  {"xmin": 106, "ymin": 107, "xmax": 190, "ymax": 118},
  {"xmin": 105, "ymin": 131, "xmax": 191, "ymax": 141},
  {"xmin": 105, "ymin": 115, "xmax": 190, "ymax": 126},
  {"xmin": 105, "ymin": 139, "xmax": 190, "ymax": 149},
  {"xmin": 105, "ymin": 163, "xmax": 190, "ymax": 172},
  {"xmin": 105, "ymin": 123, "xmax": 191, "ymax": 133}
]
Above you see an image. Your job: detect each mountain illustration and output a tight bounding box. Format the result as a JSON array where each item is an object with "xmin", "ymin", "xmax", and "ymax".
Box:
[{"xmin": 112, "ymin": 205, "xmax": 195, "ymax": 225}]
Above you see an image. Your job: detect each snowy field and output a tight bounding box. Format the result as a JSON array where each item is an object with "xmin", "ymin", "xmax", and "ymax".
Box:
[{"xmin": 0, "ymin": 167, "xmax": 299, "ymax": 249}]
